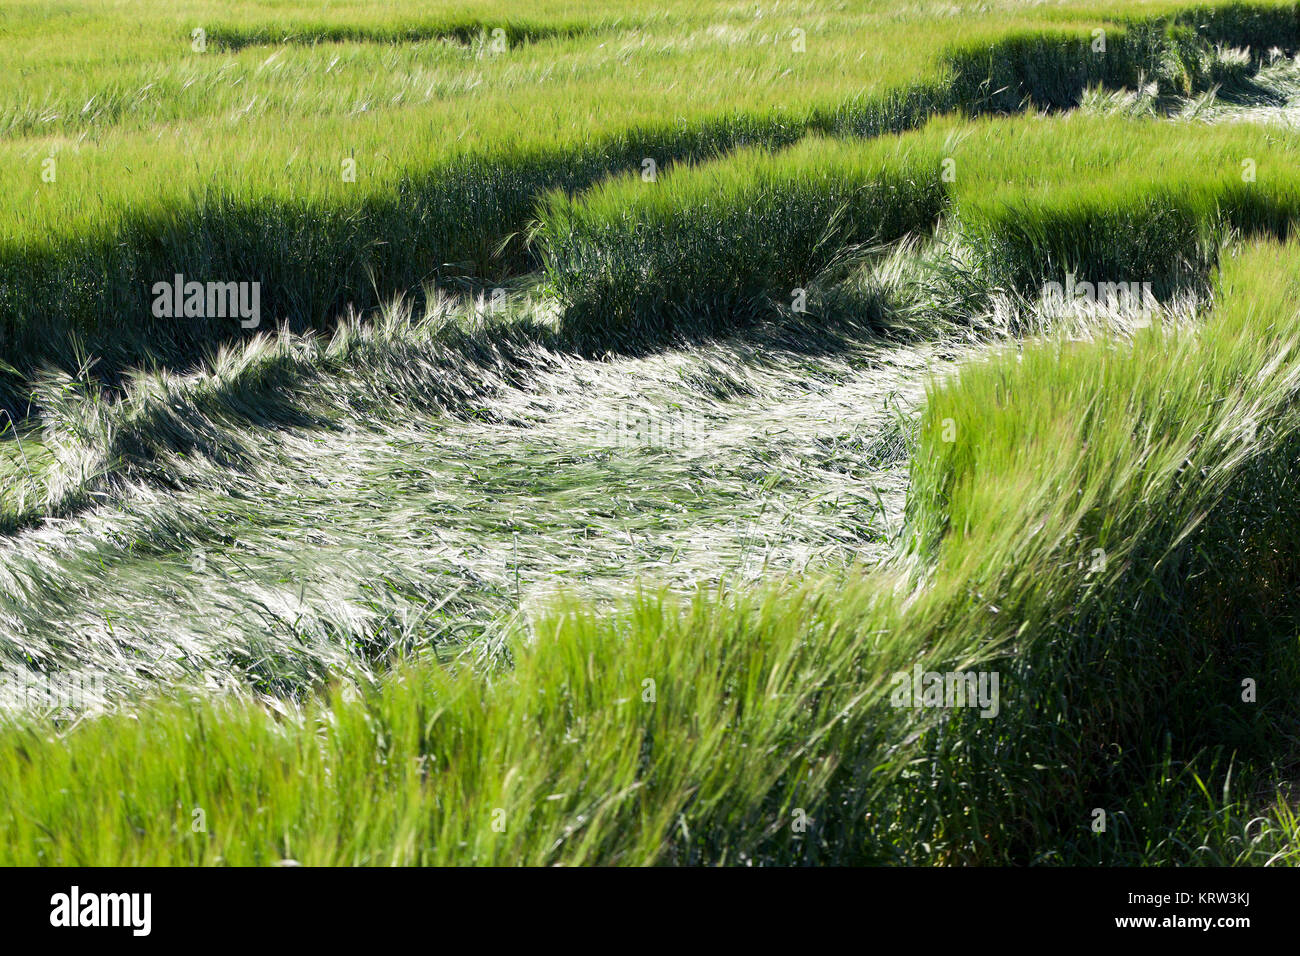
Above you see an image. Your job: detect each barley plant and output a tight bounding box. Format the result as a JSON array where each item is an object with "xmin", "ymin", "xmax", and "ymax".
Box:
[{"xmin": 2, "ymin": 0, "xmax": 1300, "ymax": 870}]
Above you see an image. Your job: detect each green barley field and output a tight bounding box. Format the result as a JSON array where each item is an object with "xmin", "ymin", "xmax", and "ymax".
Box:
[{"xmin": 3, "ymin": 0, "xmax": 1300, "ymax": 869}]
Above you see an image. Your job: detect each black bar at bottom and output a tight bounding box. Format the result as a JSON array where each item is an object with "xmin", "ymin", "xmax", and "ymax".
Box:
[{"xmin": 0, "ymin": 865, "xmax": 1282, "ymax": 942}]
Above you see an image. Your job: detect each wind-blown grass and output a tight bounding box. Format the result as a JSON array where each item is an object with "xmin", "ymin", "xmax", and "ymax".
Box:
[
  {"xmin": 0, "ymin": 271, "xmax": 1006, "ymax": 706},
  {"xmin": 3, "ymin": 238, "xmax": 1300, "ymax": 864},
  {"xmin": 6, "ymin": 0, "xmax": 1300, "ymax": 869}
]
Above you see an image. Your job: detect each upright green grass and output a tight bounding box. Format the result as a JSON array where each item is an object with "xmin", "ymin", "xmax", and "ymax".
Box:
[
  {"xmin": 0, "ymin": 581, "xmax": 964, "ymax": 865},
  {"xmin": 203, "ymin": 18, "xmax": 599, "ymax": 51},
  {"xmin": 536, "ymin": 109, "xmax": 1300, "ymax": 339},
  {"xmin": 4, "ymin": 1, "xmax": 1299, "ymax": 405},
  {"xmin": 536, "ymin": 137, "xmax": 946, "ymax": 343},
  {"xmin": 896, "ymin": 239, "xmax": 1300, "ymax": 860}
]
